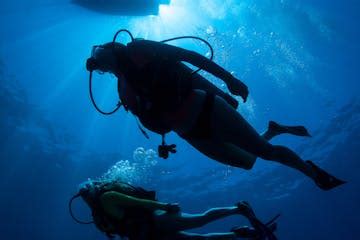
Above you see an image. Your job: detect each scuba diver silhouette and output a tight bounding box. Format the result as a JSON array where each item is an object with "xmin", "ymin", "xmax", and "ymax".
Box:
[
  {"xmin": 86, "ymin": 29, "xmax": 345, "ymax": 191},
  {"xmin": 69, "ymin": 180, "xmax": 279, "ymax": 240}
]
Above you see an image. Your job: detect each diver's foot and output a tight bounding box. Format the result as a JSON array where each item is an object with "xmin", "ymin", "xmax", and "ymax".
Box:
[
  {"xmin": 268, "ymin": 121, "xmax": 311, "ymax": 137},
  {"xmin": 252, "ymin": 215, "xmax": 279, "ymax": 240},
  {"xmin": 306, "ymin": 160, "xmax": 347, "ymax": 191},
  {"xmin": 236, "ymin": 201, "xmax": 255, "ymax": 217},
  {"xmin": 265, "ymin": 214, "xmax": 280, "ymax": 230},
  {"xmin": 257, "ymin": 222, "xmax": 278, "ymax": 240},
  {"xmin": 237, "ymin": 202, "xmax": 279, "ymax": 240}
]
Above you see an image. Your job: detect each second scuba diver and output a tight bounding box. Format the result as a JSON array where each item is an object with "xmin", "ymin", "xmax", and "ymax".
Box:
[
  {"xmin": 86, "ymin": 30, "xmax": 345, "ymax": 191},
  {"xmin": 70, "ymin": 180, "xmax": 279, "ymax": 240}
]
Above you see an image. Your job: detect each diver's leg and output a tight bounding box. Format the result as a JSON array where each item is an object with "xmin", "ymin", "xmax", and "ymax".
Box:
[
  {"xmin": 211, "ymin": 95, "xmax": 315, "ymax": 179},
  {"xmin": 263, "ymin": 121, "xmax": 311, "ymax": 139},
  {"xmin": 177, "ymin": 207, "xmax": 240, "ymax": 230},
  {"xmin": 179, "ymin": 93, "xmax": 307, "ymax": 170},
  {"xmin": 172, "ymin": 202, "xmax": 277, "ymax": 240},
  {"xmin": 155, "ymin": 206, "xmax": 240, "ymax": 233},
  {"xmin": 184, "ymin": 127, "xmax": 292, "ymax": 170},
  {"xmin": 211, "ymin": 96, "xmax": 346, "ymax": 190},
  {"xmin": 190, "ymin": 73, "xmax": 310, "ymax": 139},
  {"xmin": 186, "ymin": 139, "xmax": 257, "ymax": 169}
]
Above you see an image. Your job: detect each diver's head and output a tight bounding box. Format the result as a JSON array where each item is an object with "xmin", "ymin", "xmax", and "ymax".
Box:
[
  {"xmin": 86, "ymin": 42, "xmax": 126, "ymax": 74},
  {"xmin": 78, "ymin": 180, "xmax": 105, "ymax": 208},
  {"xmin": 69, "ymin": 180, "xmax": 108, "ymax": 225},
  {"xmin": 75, "ymin": 180, "xmax": 119, "ymax": 236}
]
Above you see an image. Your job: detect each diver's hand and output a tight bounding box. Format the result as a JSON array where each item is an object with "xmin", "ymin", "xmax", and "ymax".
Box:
[
  {"xmin": 227, "ymin": 77, "xmax": 249, "ymax": 103},
  {"xmin": 165, "ymin": 203, "xmax": 180, "ymax": 214}
]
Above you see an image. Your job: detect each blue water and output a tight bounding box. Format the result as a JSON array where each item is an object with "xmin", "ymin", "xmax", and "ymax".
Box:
[{"xmin": 0, "ymin": 0, "xmax": 359, "ymax": 239}]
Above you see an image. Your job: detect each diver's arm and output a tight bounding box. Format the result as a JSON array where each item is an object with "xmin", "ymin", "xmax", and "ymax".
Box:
[
  {"xmin": 128, "ymin": 40, "xmax": 249, "ymax": 101},
  {"xmin": 100, "ymin": 191, "xmax": 170, "ymax": 213},
  {"xmin": 160, "ymin": 43, "xmax": 249, "ymax": 101},
  {"xmin": 177, "ymin": 49, "xmax": 235, "ymax": 84},
  {"xmin": 128, "ymin": 40, "xmax": 234, "ymax": 84}
]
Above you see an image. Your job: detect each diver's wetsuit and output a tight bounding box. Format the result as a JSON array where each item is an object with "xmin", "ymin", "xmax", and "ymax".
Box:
[{"xmin": 115, "ymin": 39, "xmax": 238, "ymax": 137}]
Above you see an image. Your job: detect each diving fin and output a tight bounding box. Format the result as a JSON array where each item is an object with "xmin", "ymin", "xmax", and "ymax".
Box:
[
  {"xmin": 265, "ymin": 214, "xmax": 280, "ymax": 228},
  {"xmin": 269, "ymin": 121, "xmax": 311, "ymax": 137},
  {"xmin": 237, "ymin": 202, "xmax": 279, "ymax": 240},
  {"xmin": 261, "ymin": 214, "xmax": 280, "ymax": 240},
  {"xmin": 256, "ymin": 214, "xmax": 279, "ymax": 240},
  {"xmin": 307, "ymin": 160, "xmax": 347, "ymax": 191}
]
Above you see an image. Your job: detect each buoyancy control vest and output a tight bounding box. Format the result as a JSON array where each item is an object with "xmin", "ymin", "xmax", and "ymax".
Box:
[
  {"xmin": 116, "ymin": 45, "xmax": 193, "ymax": 136},
  {"xmin": 87, "ymin": 29, "xmax": 215, "ymax": 159}
]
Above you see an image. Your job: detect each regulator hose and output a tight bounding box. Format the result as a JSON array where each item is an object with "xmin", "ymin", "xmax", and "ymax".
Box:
[
  {"xmin": 68, "ymin": 193, "xmax": 94, "ymax": 225},
  {"xmin": 88, "ymin": 29, "xmax": 134, "ymax": 116},
  {"xmin": 89, "ymin": 71, "xmax": 123, "ymax": 115}
]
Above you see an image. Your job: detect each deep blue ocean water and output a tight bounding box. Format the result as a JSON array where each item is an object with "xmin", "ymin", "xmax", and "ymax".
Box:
[{"xmin": 0, "ymin": 0, "xmax": 359, "ymax": 239}]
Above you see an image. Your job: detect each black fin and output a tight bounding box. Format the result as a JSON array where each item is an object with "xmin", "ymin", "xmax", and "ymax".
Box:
[
  {"xmin": 266, "ymin": 214, "xmax": 281, "ymax": 227},
  {"xmin": 237, "ymin": 202, "xmax": 279, "ymax": 240},
  {"xmin": 269, "ymin": 121, "xmax": 311, "ymax": 137},
  {"xmin": 307, "ymin": 160, "xmax": 347, "ymax": 191}
]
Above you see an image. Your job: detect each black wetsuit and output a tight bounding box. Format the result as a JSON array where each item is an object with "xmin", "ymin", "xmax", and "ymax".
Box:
[{"xmin": 115, "ymin": 40, "xmax": 238, "ymax": 138}]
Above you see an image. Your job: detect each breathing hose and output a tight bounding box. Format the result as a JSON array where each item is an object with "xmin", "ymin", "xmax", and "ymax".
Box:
[
  {"xmin": 88, "ymin": 29, "xmax": 134, "ymax": 116},
  {"xmin": 89, "ymin": 71, "xmax": 123, "ymax": 115},
  {"xmin": 68, "ymin": 193, "xmax": 94, "ymax": 225}
]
